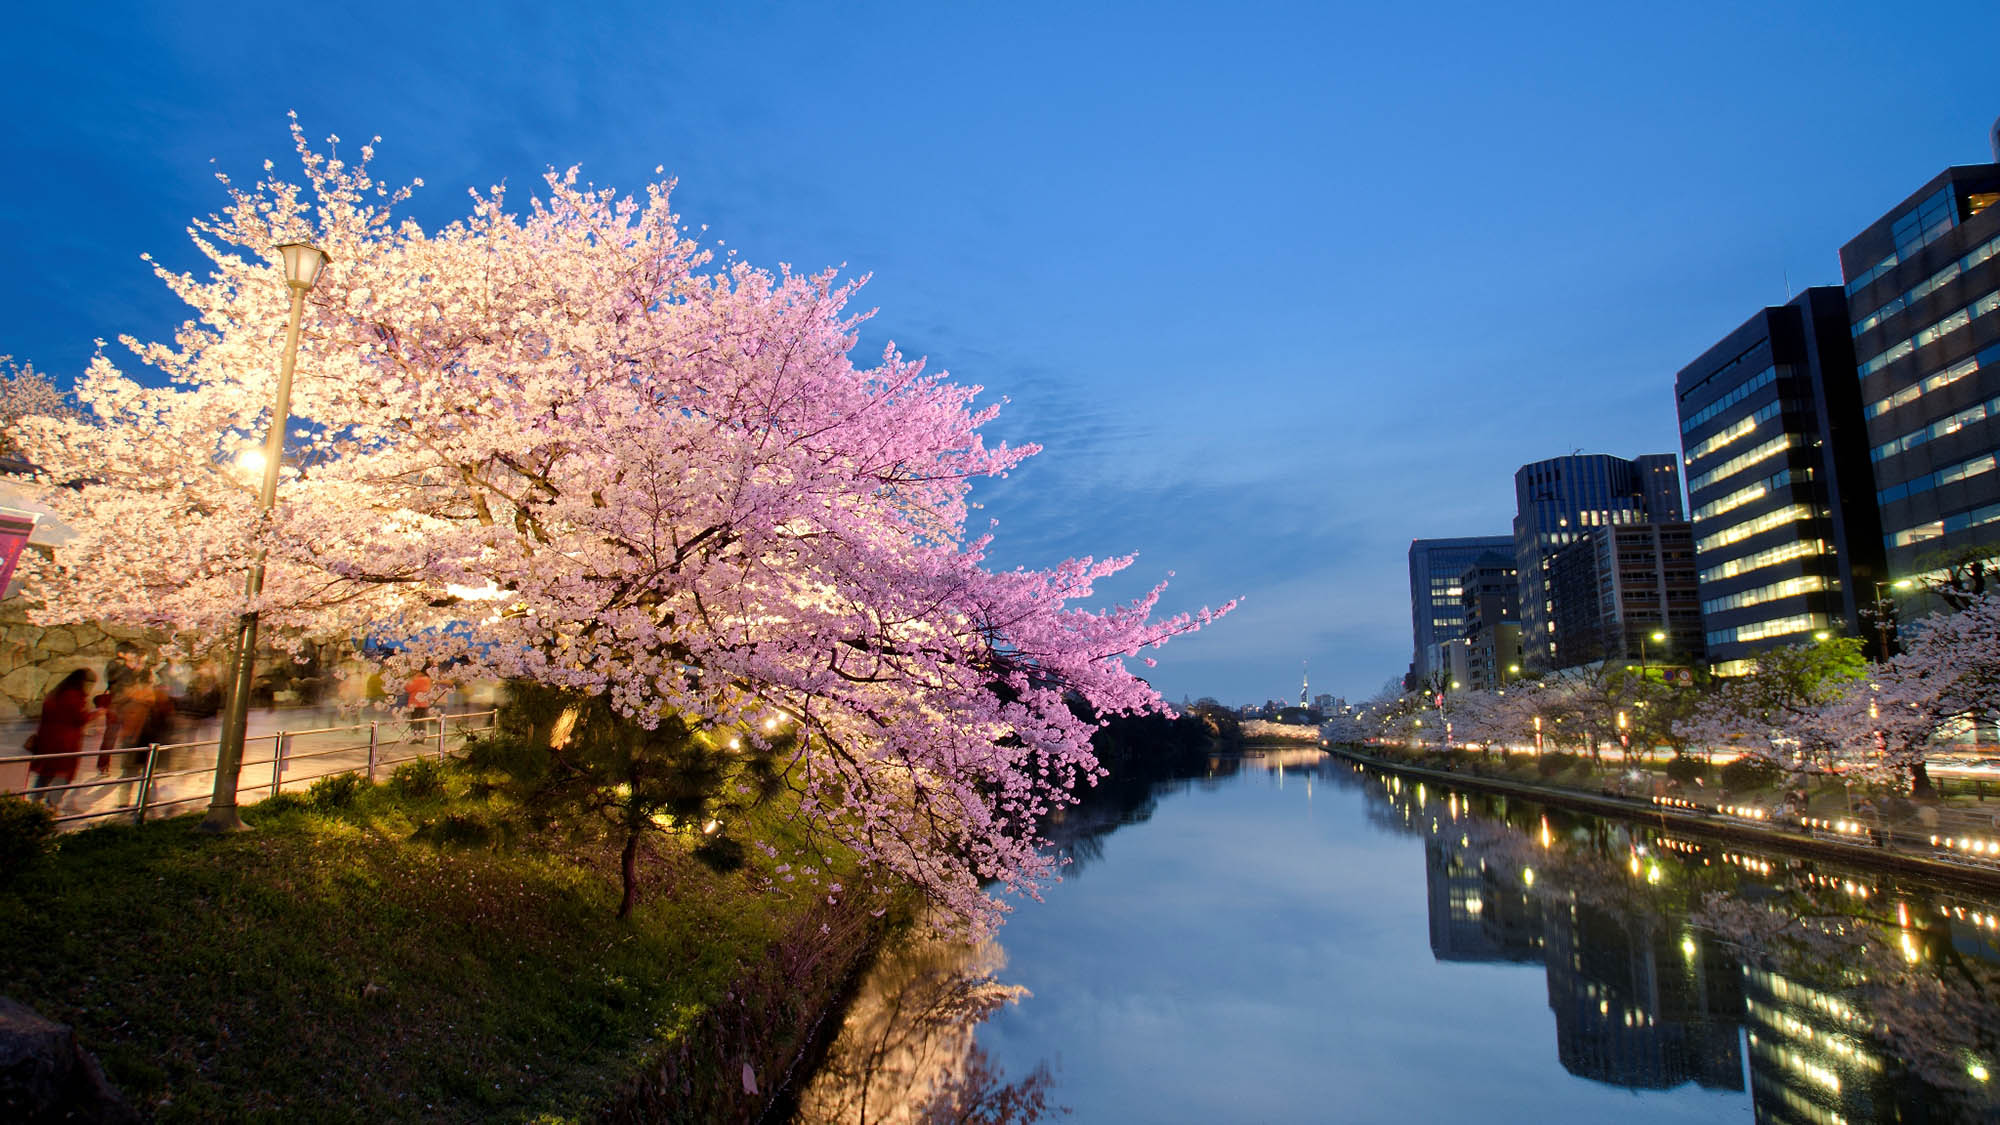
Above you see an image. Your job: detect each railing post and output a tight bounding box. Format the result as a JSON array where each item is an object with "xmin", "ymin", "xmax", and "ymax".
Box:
[
  {"xmin": 133, "ymin": 744, "xmax": 159, "ymax": 825},
  {"xmin": 437, "ymin": 713, "xmax": 447, "ymax": 762},
  {"xmin": 270, "ymin": 731, "xmax": 287, "ymax": 795},
  {"xmin": 367, "ymin": 721, "xmax": 379, "ymax": 782}
]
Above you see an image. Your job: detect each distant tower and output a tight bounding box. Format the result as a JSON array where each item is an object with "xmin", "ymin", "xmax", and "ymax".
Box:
[
  {"xmin": 1991, "ymin": 114, "xmax": 2000, "ymax": 162},
  {"xmin": 1299, "ymin": 662, "xmax": 1309, "ymax": 708}
]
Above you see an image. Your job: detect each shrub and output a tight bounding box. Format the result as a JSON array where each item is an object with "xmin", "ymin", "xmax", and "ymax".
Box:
[
  {"xmin": 0, "ymin": 795, "xmax": 56, "ymax": 883},
  {"xmin": 1537, "ymin": 751, "xmax": 1579, "ymax": 778},
  {"xmin": 691, "ymin": 835, "xmax": 746, "ymax": 874},
  {"xmin": 249, "ymin": 791, "xmax": 311, "ymax": 818},
  {"xmin": 411, "ymin": 812, "xmax": 504, "ymax": 850},
  {"xmin": 1720, "ymin": 755, "xmax": 1783, "ymax": 790},
  {"xmin": 306, "ymin": 771, "xmax": 369, "ymax": 810},
  {"xmin": 389, "ymin": 758, "xmax": 445, "ymax": 800},
  {"xmin": 1664, "ymin": 755, "xmax": 1708, "ymax": 784}
]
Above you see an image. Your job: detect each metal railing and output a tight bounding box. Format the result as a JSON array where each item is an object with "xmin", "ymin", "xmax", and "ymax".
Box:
[{"xmin": 10, "ymin": 709, "xmax": 498, "ymax": 830}]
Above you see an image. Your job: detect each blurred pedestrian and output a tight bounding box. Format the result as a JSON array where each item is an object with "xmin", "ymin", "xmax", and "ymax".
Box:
[
  {"xmin": 95, "ymin": 641, "xmax": 146, "ymax": 758},
  {"xmin": 96, "ymin": 643, "xmax": 158, "ymax": 807},
  {"xmin": 27, "ymin": 668, "xmax": 97, "ymax": 814},
  {"xmin": 398, "ymin": 669, "xmax": 433, "ymax": 744}
]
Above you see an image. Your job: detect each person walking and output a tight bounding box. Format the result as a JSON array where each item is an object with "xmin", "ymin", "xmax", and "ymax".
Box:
[
  {"xmin": 28, "ymin": 668, "xmax": 98, "ymax": 814},
  {"xmin": 96, "ymin": 644, "xmax": 156, "ymax": 808},
  {"xmin": 398, "ymin": 669, "xmax": 433, "ymax": 745}
]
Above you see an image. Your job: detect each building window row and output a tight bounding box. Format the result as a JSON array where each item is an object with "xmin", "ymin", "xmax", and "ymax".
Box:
[
  {"xmin": 1687, "ymin": 434, "xmax": 1800, "ymax": 493},
  {"xmin": 1856, "ymin": 289, "xmax": 2000, "ymax": 378},
  {"xmin": 1865, "ymin": 343, "xmax": 1995, "ymax": 418},
  {"xmin": 1685, "ymin": 398, "xmax": 1796, "ymax": 467},
  {"xmin": 1698, "ymin": 539, "xmax": 1827, "ymax": 584},
  {"xmin": 1701, "ymin": 574, "xmax": 1829, "ymax": 617},
  {"xmin": 1850, "ymin": 229, "xmax": 2000, "ymax": 337},
  {"xmin": 1679, "ymin": 365, "xmax": 1778, "ymax": 435},
  {"xmin": 1888, "ymin": 497, "xmax": 2000, "ymax": 549},
  {"xmin": 1847, "ymin": 187, "xmax": 1958, "ymax": 296},
  {"xmin": 1708, "ymin": 612, "xmax": 1829, "ymax": 647},
  {"xmin": 1870, "ymin": 391, "xmax": 2000, "ymax": 463},
  {"xmin": 1692, "ymin": 466, "xmax": 1806, "ymax": 522},
  {"xmin": 1695, "ymin": 503, "xmax": 1815, "ymax": 554},
  {"xmin": 1877, "ymin": 449, "xmax": 1998, "ymax": 507}
]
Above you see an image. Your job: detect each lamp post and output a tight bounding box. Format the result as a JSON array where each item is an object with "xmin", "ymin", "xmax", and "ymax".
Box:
[
  {"xmin": 1872, "ymin": 578, "xmax": 1914, "ymax": 661},
  {"xmin": 1637, "ymin": 628, "xmax": 1667, "ymax": 678},
  {"xmin": 200, "ymin": 242, "xmax": 327, "ymax": 833}
]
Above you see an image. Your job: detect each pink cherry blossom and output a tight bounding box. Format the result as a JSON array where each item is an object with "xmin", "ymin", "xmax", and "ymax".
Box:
[{"xmin": 13, "ymin": 123, "xmax": 1233, "ymax": 932}]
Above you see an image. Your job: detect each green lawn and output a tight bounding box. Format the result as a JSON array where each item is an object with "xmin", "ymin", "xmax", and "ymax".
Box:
[{"xmin": 0, "ymin": 769, "xmax": 880, "ymax": 1123}]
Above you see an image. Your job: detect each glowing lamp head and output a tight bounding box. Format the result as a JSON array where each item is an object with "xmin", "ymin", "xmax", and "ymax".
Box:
[
  {"xmin": 1650, "ymin": 631, "xmax": 1666, "ymax": 643},
  {"xmin": 276, "ymin": 242, "xmax": 329, "ymax": 291}
]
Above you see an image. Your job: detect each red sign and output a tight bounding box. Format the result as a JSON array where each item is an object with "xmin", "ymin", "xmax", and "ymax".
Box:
[{"xmin": 0, "ymin": 510, "xmax": 38, "ymax": 598}]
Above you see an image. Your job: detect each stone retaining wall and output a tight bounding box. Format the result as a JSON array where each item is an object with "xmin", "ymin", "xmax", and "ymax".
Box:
[{"xmin": 0, "ymin": 600, "xmax": 167, "ymax": 723}]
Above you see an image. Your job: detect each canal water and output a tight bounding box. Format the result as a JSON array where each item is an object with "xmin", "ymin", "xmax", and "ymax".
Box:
[{"xmin": 798, "ymin": 748, "xmax": 2000, "ymax": 1123}]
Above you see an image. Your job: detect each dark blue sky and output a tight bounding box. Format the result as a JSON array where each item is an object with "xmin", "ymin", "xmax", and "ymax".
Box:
[{"xmin": 2, "ymin": 2, "xmax": 1994, "ymax": 704}]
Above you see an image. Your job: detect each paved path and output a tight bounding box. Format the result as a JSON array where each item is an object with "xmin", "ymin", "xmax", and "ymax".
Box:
[{"xmin": 2, "ymin": 706, "xmax": 496, "ymax": 828}]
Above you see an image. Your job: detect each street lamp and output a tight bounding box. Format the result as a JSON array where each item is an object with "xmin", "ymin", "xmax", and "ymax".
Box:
[
  {"xmin": 1872, "ymin": 578, "xmax": 1915, "ymax": 660},
  {"xmin": 201, "ymin": 241, "xmax": 328, "ymax": 833},
  {"xmin": 1639, "ymin": 629, "xmax": 1667, "ymax": 678}
]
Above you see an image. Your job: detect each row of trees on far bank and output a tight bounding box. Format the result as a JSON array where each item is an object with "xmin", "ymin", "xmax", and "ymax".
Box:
[
  {"xmin": 1331, "ymin": 593, "xmax": 2000, "ymax": 795},
  {"xmin": 4, "ymin": 123, "xmax": 1231, "ymax": 932}
]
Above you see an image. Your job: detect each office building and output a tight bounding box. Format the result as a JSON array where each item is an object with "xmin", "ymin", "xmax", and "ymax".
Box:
[
  {"xmin": 1675, "ymin": 289, "xmax": 1885, "ymax": 672},
  {"xmin": 1513, "ymin": 454, "xmax": 1685, "ymax": 670},
  {"xmin": 1408, "ymin": 535, "xmax": 1514, "ymax": 686},
  {"xmin": 1456, "ymin": 552, "xmax": 1522, "ymax": 690},
  {"xmin": 1841, "ymin": 158, "xmax": 2000, "ymax": 587},
  {"xmin": 1547, "ymin": 521, "xmax": 1704, "ymax": 669}
]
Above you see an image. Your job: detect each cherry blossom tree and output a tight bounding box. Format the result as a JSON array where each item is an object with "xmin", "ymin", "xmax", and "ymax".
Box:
[
  {"xmin": 1863, "ymin": 593, "xmax": 2000, "ymax": 794},
  {"xmin": 0, "ymin": 356, "xmax": 75, "ymax": 458},
  {"xmin": 12, "ymin": 122, "xmax": 1230, "ymax": 931},
  {"xmin": 1681, "ymin": 636, "xmax": 1867, "ymax": 781}
]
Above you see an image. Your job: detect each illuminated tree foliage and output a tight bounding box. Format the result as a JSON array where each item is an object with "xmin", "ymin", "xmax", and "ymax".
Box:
[{"xmin": 12, "ymin": 122, "xmax": 1230, "ymax": 930}]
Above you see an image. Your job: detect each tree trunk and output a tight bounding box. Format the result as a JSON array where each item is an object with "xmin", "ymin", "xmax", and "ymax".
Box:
[{"xmin": 617, "ymin": 826, "xmax": 641, "ymax": 921}]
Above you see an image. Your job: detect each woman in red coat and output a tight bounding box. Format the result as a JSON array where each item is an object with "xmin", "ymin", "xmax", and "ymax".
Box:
[{"xmin": 29, "ymin": 668, "xmax": 98, "ymax": 813}]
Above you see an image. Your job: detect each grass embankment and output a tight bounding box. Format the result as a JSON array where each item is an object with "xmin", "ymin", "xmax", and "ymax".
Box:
[{"xmin": 0, "ymin": 764, "xmax": 889, "ymax": 1123}]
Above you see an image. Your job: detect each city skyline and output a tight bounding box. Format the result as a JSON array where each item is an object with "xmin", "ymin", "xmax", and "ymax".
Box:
[{"xmin": 3, "ymin": 3, "xmax": 1997, "ymax": 703}]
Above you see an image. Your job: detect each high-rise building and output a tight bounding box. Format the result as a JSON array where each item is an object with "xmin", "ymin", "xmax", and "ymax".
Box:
[
  {"xmin": 1675, "ymin": 288, "xmax": 1885, "ymax": 673},
  {"xmin": 1456, "ymin": 551, "xmax": 1521, "ymax": 690},
  {"xmin": 1547, "ymin": 521, "xmax": 1705, "ymax": 669},
  {"xmin": 1840, "ymin": 158, "xmax": 2000, "ymax": 587},
  {"xmin": 1408, "ymin": 535, "xmax": 1513, "ymax": 686},
  {"xmin": 1513, "ymin": 454, "xmax": 1684, "ymax": 670}
]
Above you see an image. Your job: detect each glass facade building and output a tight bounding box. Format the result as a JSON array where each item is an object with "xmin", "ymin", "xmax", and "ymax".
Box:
[
  {"xmin": 1674, "ymin": 288, "xmax": 1884, "ymax": 673},
  {"xmin": 1512, "ymin": 454, "xmax": 1684, "ymax": 670},
  {"xmin": 1839, "ymin": 163, "xmax": 2000, "ymax": 585},
  {"xmin": 1408, "ymin": 535, "xmax": 1513, "ymax": 687}
]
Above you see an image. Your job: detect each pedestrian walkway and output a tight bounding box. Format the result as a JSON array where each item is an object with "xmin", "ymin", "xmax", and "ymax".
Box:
[{"xmin": 2, "ymin": 705, "xmax": 497, "ymax": 830}]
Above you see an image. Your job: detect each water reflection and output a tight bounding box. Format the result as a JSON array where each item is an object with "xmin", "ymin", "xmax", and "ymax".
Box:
[
  {"xmin": 803, "ymin": 750, "xmax": 2000, "ymax": 1122},
  {"xmin": 795, "ymin": 929, "xmax": 1063, "ymax": 1124},
  {"xmin": 1359, "ymin": 760, "xmax": 2000, "ymax": 1122}
]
